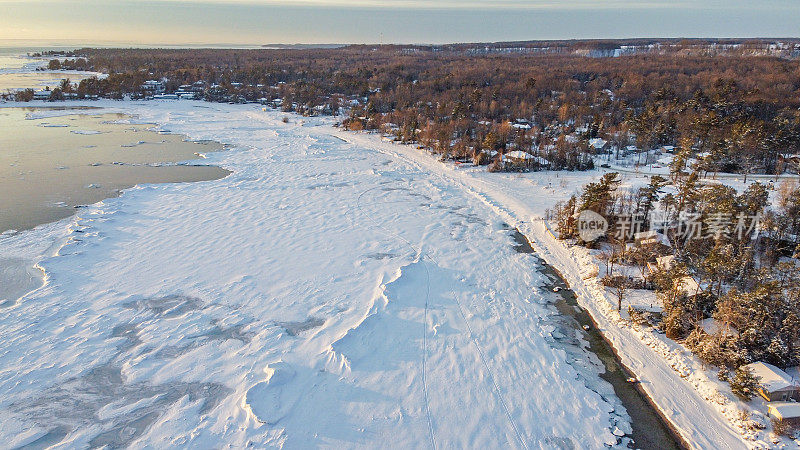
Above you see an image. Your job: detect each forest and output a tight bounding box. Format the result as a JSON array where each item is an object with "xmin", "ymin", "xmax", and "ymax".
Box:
[
  {"xmin": 19, "ymin": 39, "xmax": 800, "ymax": 175},
  {"xmin": 550, "ymin": 164, "xmax": 800, "ymax": 412}
]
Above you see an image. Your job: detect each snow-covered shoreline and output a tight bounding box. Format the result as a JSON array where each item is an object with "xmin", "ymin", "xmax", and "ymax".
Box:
[
  {"xmin": 334, "ymin": 130, "xmax": 752, "ymax": 449},
  {"xmin": 1, "ymin": 100, "xmax": 639, "ymax": 448},
  {"xmin": 3, "ymin": 98, "xmax": 793, "ymax": 448}
]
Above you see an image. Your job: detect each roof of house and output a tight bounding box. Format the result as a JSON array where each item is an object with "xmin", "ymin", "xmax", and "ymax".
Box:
[
  {"xmin": 743, "ymin": 362, "xmax": 799, "ymax": 393},
  {"xmin": 634, "ymin": 231, "xmax": 671, "ymax": 247},
  {"xmin": 502, "ymin": 150, "xmax": 534, "ymax": 160},
  {"xmin": 674, "ymin": 276, "xmax": 700, "ymax": 296},
  {"xmin": 700, "ymin": 318, "xmax": 739, "ymax": 337},
  {"xmin": 768, "ymin": 402, "xmax": 800, "ymax": 420},
  {"xmin": 656, "ymin": 255, "xmax": 676, "ymax": 270},
  {"xmin": 589, "ymin": 138, "xmax": 608, "ymax": 149}
]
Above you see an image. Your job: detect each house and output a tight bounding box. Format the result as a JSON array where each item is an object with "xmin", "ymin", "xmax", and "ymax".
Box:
[
  {"xmin": 141, "ymin": 80, "xmax": 165, "ymax": 94},
  {"xmin": 532, "ymin": 156, "xmax": 551, "ymax": 169},
  {"xmin": 660, "ymin": 145, "xmax": 676, "ymax": 153},
  {"xmin": 674, "ymin": 276, "xmax": 700, "ymax": 298},
  {"xmin": 33, "ymin": 90, "xmax": 51, "ymax": 100},
  {"xmin": 767, "ymin": 402, "xmax": 800, "ymax": 426},
  {"xmin": 647, "ymin": 255, "xmax": 676, "ymax": 276},
  {"xmin": 742, "ymin": 362, "xmax": 800, "ymax": 402},
  {"xmin": 634, "ymin": 230, "xmax": 671, "ymax": 248},
  {"xmin": 588, "ymin": 138, "xmax": 608, "ymax": 152},
  {"xmin": 502, "ymin": 150, "xmax": 535, "ymax": 165},
  {"xmin": 175, "ymin": 90, "xmax": 196, "ymax": 99},
  {"xmin": 656, "ymin": 255, "xmax": 676, "ymax": 270},
  {"xmin": 699, "ymin": 318, "xmax": 738, "ymax": 338},
  {"xmin": 779, "ymin": 154, "xmax": 800, "ymax": 174}
]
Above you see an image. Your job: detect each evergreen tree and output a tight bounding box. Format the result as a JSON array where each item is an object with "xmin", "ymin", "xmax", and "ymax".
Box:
[{"xmin": 730, "ymin": 366, "xmax": 760, "ymax": 401}]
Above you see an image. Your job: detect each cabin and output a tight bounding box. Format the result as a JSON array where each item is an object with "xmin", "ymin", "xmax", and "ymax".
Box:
[
  {"xmin": 699, "ymin": 318, "xmax": 738, "ymax": 338},
  {"xmin": 141, "ymin": 80, "xmax": 165, "ymax": 94},
  {"xmin": 656, "ymin": 255, "xmax": 675, "ymax": 270},
  {"xmin": 647, "ymin": 255, "xmax": 676, "ymax": 277},
  {"xmin": 175, "ymin": 91, "xmax": 196, "ymax": 99},
  {"xmin": 634, "ymin": 230, "xmax": 671, "ymax": 248},
  {"xmin": 779, "ymin": 154, "xmax": 800, "ymax": 174},
  {"xmin": 674, "ymin": 276, "xmax": 700, "ymax": 298},
  {"xmin": 588, "ymin": 138, "xmax": 608, "ymax": 153},
  {"xmin": 768, "ymin": 402, "xmax": 800, "ymax": 426},
  {"xmin": 33, "ymin": 90, "xmax": 51, "ymax": 100},
  {"xmin": 742, "ymin": 362, "xmax": 800, "ymax": 402},
  {"xmin": 502, "ymin": 150, "xmax": 535, "ymax": 167}
]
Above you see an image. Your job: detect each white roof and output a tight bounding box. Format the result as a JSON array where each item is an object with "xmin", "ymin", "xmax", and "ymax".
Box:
[
  {"xmin": 743, "ymin": 362, "xmax": 799, "ymax": 393},
  {"xmin": 700, "ymin": 318, "xmax": 738, "ymax": 337},
  {"xmin": 657, "ymin": 157, "xmax": 673, "ymax": 165},
  {"xmin": 656, "ymin": 255, "xmax": 675, "ymax": 270},
  {"xmin": 768, "ymin": 402, "xmax": 800, "ymax": 420},
  {"xmin": 533, "ymin": 156, "xmax": 550, "ymax": 166},
  {"xmin": 503, "ymin": 150, "xmax": 534, "ymax": 160},
  {"xmin": 589, "ymin": 138, "xmax": 607, "ymax": 149},
  {"xmin": 675, "ymin": 276, "xmax": 700, "ymax": 296},
  {"xmin": 635, "ymin": 231, "xmax": 671, "ymax": 247},
  {"xmin": 634, "ymin": 230, "xmax": 659, "ymax": 240}
]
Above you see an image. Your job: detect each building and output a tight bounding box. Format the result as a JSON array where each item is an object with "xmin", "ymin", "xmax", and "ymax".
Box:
[
  {"xmin": 656, "ymin": 255, "xmax": 676, "ymax": 270},
  {"xmin": 779, "ymin": 154, "xmax": 800, "ymax": 174},
  {"xmin": 141, "ymin": 80, "xmax": 165, "ymax": 94},
  {"xmin": 699, "ymin": 318, "xmax": 738, "ymax": 338},
  {"xmin": 588, "ymin": 138, "xmax": 608, "ymax": 153},
  {"xmin": 634, "ymin": 230, "xmax": 671, "ymax": 248},
  {"xmin": 674, "ymin": 276, "xmax": 700, "ymax": 298},
  {"xmin": 767, "ymin": 402, "xmax": 800, "ymax": 426},
  {"xmin": 501, "ymin": 151, "xmax": 550, "ymax": 169},
  {"xmin": 33, "ymin": 90, "xmax": 51, "ymax": 100},
  {"xmin": 175, "ymin": 91, "xmax": 196, "ymax": 99},
  {"xmin": 742, "ymin": 361, "xmax": 800, "ymax": 402}
]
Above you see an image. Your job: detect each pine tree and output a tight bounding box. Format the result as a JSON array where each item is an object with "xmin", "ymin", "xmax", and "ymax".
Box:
[{"xmin": 730, "ymin": 366, "xmax": 760, "ymax": 401}]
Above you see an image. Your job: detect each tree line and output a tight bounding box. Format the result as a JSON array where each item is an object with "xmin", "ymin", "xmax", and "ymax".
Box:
[{"xmin": 11, "ymin": 41, "xmax": 800, "ymax": 173}]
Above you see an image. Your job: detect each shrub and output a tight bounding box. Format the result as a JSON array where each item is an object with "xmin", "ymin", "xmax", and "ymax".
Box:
[
  {"xmin": 772, "ymin": 418, "xmax": 794, "ymax": 437},
  {"xmin": 14, "ymin": 88, "xmax": 34, "ymax": 102}
]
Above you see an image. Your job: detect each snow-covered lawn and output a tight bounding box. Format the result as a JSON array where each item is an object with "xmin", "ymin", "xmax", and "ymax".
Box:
[{"xmin": 1, "ymin": 101, "xmax": 633, "ymax": 448}]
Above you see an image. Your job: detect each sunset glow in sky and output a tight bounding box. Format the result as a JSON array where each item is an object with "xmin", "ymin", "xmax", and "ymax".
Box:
[{"xmin": 2, "ymin": 0, "xmax": 799, "ymax": 45}]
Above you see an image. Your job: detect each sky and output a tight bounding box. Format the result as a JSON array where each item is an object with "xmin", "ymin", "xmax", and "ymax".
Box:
[{"xmin": 1, "ymin": 0, "xmax": 799, "ymax": 46}]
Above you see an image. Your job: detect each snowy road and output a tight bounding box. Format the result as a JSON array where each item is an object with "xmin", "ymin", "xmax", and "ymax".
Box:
[{"xmin": 1, "ymin": 102, "xmax": 633, "ymax": 448}]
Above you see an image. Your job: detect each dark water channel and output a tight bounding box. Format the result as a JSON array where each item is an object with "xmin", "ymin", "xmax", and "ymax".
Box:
[{"xmin": 508, "ymin": 226, "xmax": 684, "ymax": 450}]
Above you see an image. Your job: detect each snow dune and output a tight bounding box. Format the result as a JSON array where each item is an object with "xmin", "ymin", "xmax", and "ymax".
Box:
[{"xmin": 1, "ymin": 101, "xmax": 631, "ymax": 448}]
